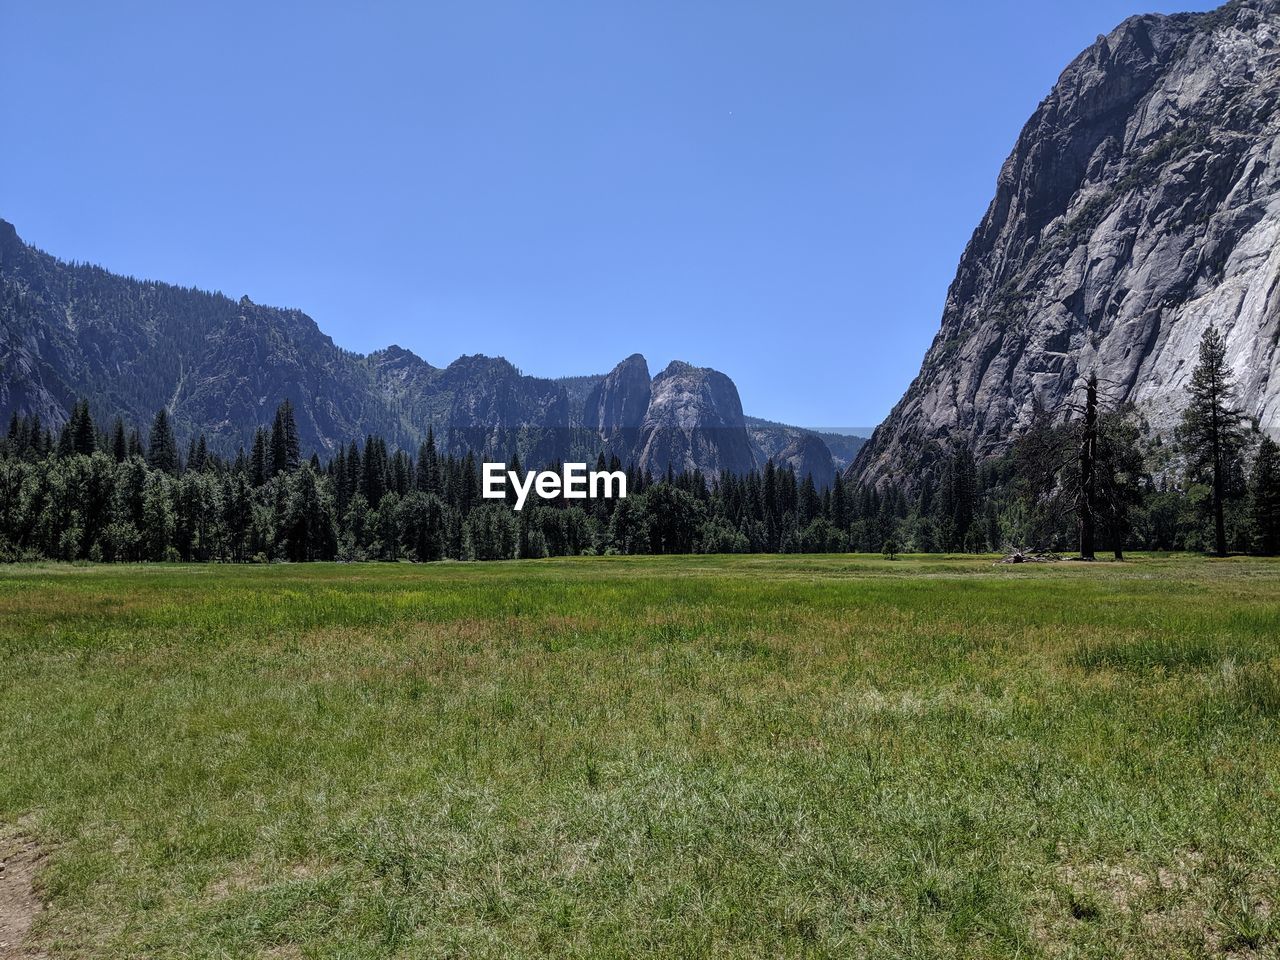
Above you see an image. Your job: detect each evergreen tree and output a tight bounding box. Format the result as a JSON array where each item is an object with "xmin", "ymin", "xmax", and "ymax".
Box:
[
  {"xmin": 936, "ymin": 448, "xmax": 977, "ymax": 551},
  {"xmin": 270, "ymin": 400, "xmax": 301, "ymax": 474},
  {"xmin": 830, "ymin": 471, "xmax": 848, "ymax": 531},
  {"xmin": 284, "ymin": 465, "xmax": 335, "ymax": 561},
  {"xmin": 403, "ymin": 491, "xmax": 446, "ymax": 561},
  {"xmin": 798, "ymin": 474, "xmax": 820, "ymax": 526},
  {"xmin": 362, "ymin": 436, "xmax": 387, "ymax": 507},
  {"xmin": 71, "ymin": 399, "xmax": 97, "ymax": 456},
  {"xmin": 147, "ymin": 409, "xmax": 179, "ymax": 475},
  {"xmin": 127, "ymin": 428, "xmax": 144, "ymax": 459},
  {"xmin": 1078, "ymin": 375, "xmax": 1099, "ymax": 559},
  {"xmin": 250, "ymin": 428, "xmax": 269, "ymax": 486},
  {"xmin": 1250, "ymin": 436, "xmax": 1280, "ymax": 555},
  {"xmin": 224, "ymin": 472, "xmax": 253, "ymax": 562},
  {"xmin": 28, "ymin": 415, "xmax": 47, "ymax": 458},
  {"xmin": 111, "ymin": 417, "xmax": 128, "ymax": 462},
  {"xmin": 416, "ymin": 428, "xmax": 439, "ymax": 494},
  {"xmin": 1094, "ymin": 408, "xmax": 1146, "ymax": 560},
  {"xmin": 142, "ymin": 474, "xmax": 176, "ymax": 559},
  {"xmin": 1179, "ymin": 326, "xmax": 1248, "ymax": 556}
]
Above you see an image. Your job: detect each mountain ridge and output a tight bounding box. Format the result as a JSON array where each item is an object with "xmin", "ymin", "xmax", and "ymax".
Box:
[{"xmin": 0, "ymin": 219, "xmax": 836, "ymax": 482}]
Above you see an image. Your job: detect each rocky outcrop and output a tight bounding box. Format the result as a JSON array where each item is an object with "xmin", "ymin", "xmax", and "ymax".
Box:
[
  {"xmin": 584, "ymin": 354, "xmax": 651, "ymax": 439},
  {"xmin": 748, "ymin": 421, "xmax": 838, "ymax": 486},
  {"xmin": 854, "ymin": 0, "xmax": 1280, "ymax": 487},
  {"xmin": 436, "ymin": 355, "xmax": 571, "ymax": 464},
  {"xmin": 636, "ymin": 361, "xmax": 759, "ymax": 476},
  {"xmin": 581, "ymin": 353, "xmax": 651, "ymax": 460},
  {"xmin": 814, "ymin": 432, "xmax": 868, "ymax": 474},
  {"xmin": 368, "ymin": 347, "xmax": 572, "ymax": 462}
]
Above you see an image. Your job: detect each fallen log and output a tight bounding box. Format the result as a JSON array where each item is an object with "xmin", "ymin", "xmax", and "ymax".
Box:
[{"xmin": 994, "ymin": 551, "xmax": 1062, "ymax": 564}]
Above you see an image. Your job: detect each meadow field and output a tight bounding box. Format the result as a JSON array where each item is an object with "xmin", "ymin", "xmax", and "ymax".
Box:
[{"xmin": 1, "ymin": 555, "xmax": 1278, "ymax": 959}]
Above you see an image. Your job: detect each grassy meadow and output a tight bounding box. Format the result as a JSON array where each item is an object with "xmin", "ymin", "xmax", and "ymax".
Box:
[{"xmin": 1, "ymin": 555, "xmax": 1278, "ymax": 958}]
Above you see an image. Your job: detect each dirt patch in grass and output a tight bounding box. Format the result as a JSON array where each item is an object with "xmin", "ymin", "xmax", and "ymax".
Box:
[
  {"xmin": 1037, "ymin": 849, "xmax": 1277, "ymax": 957},
  {"xmin": 0, "ymin": 832, "xmax": 46, "ymax": 960}
]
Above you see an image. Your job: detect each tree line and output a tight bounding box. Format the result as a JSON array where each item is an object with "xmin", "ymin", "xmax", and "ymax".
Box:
[{"xmin": 1, "ymin": 328, "xmax": 1277, "ymax": 562}]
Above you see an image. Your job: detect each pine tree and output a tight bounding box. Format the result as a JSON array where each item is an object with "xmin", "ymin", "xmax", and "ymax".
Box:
[
  {"xmin": 224, "ymin": 472, "xmax": 253, "ymax": 562},
  {"xmin": 345, "ymin": 440, "xmax": 361, "ymax": 500},
  {"xmin": 362, "ymin": 436, "xmax": 387, "ymax": 507},
  {"xmin": 147, "ymin": 409, "xmax": 179, "ymax": 475},
  {"xmin": 280, "ymin": 400, "xmax": 301, "ymax": 471},
  {"xmin": 1250, "ymin": 436, "xmax": 1280, "ymax": 555},
  {"xmin": 416, "ymin": 428, "xmax": 438, "ymax": 494},
  {"xmin": 71, "ymin": 399, "xmax": 96, "ymax": 455},
  {"xmin": 250, "ymin": 428, "xmax": 269, "ymax": 486},
  {"xmin": 936, "ymin": 448, "xmax": 976, "ymax": 551},
  {"xmin": 285, "ymin": 465, "xmax": 335, "ymax": 561},
  {"xmin": 111, "ymin": 417, "xmax": 128, "ymax": 462},
  {"xmin": 798, "ymin": 474, "xmax": 820, "ymax": 526},
  {"xmin": 269, "ymin": 401, "xmax": 300, "ymax": 475},
  {"xmin": 27, "ymin": 414, "xmax": 44, "ymax": 458},
  {"xmin": 1095, "ymin": 408, "xmax": 1146, "ymax": 559},
  {"xmin": 1179, "ymin": 326, "xmax": 1248, "ymax": 556},
  {"xmin": 142, "ymin": 474, "xmax": 176, "ymax": 559},
  {"xmin": 56, "ymin": 403, "xmax": 84, "ymax": 457},
  {"xmin": 831, "ymin": 471, "xmax": 847, "ymax": 531},
  {"xmin": 389, "ymin": 450, "xmax": 410, "ymax": 495}
]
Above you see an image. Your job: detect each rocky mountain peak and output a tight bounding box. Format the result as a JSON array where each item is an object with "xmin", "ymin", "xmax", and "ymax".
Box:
[
  {"xmin": 637, "ymin": 360, "xmax": 757, "ymax": 476},
  {"xmin": 655, "ymin": 360, "xmax": 693, "ymax": 378},
  {"xmin": 584, "ymin": 353, "xmax": 651, "ymax": 444}
]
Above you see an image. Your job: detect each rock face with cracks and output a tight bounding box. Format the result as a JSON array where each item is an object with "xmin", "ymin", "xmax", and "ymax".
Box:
[{"xmin": 854, "ymin": 0, "xmax": 1280, "ymax": 488}]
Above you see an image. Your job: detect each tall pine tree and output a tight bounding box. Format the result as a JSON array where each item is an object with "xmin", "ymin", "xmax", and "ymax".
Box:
[
  {"xmin": 147, "ymin": 408, "xmax": 179, "ymax": 475},
  {"xmin": 111, "ymin": 417, "xmax": 128, "ymax": 462},
  {"xmin": 1250, "ymin": 436, "xmax": 1280, "ymax": 556},
  {"xmin": 270, "ymin": 400, "xmax": 301, "ymax": 475},
  {"xmin": 1179, "ymin": 326, "xmax": 1247, "ymax": 556}
]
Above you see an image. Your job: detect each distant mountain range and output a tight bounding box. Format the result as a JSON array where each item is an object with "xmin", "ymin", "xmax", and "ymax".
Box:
[
  {"xmin": 854, "ymin": 0, "xmax": 1280, "ymax": 486},
  {"xmin": 0, "ymin": 219, "xmax": 858, "ymax": 483}
]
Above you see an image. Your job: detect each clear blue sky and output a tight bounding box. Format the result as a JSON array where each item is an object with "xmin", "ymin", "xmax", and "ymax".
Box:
[{"xmin": 2, "ymin": 0, "xmax": 1210, "ymax": 428}]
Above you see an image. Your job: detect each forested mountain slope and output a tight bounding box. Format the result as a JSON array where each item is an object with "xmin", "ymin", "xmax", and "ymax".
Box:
[{"xmin": 1, "ymin": 220, "xmax": 836, "ymax": 480}]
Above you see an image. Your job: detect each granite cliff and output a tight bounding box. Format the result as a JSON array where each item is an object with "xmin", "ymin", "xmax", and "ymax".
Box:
[{"xmin": 854, "ymin": 0, "xmax": 1280, "ymax": 486}]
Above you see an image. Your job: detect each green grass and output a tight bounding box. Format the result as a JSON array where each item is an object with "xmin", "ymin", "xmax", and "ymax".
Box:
[{"xmin": 1, "ymin": 554, "xmax": 1277, "ymax": 958}]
